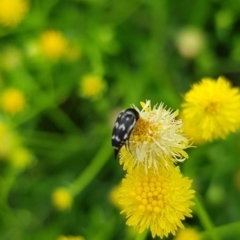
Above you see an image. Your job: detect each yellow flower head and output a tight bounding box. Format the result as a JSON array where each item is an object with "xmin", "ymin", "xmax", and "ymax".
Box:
[
  {"xmin": 181, "ymin": 114, "xmax": 204, "ymax": 145},
  {"xmin": 120, "ymin": 100, "xmax": 189, "ymax": 172},
  {"xmin": 176, "ymin": 27, "xmax": 205, "ymax": 58},
  {"xmin": 9, "ymin": 147, "xmax": 32, "ymax": 169},
  {"xmin": 174, "ymin": 228, "xmax": 201, "ymax": 240},
  {"xmin": 1, "ymin": 88, "xmax": 26, "ymax": 114},
  {"xmin": 181, "ymin": 76, "xmax": 240, "ymax": 141},
  {"xmin": 79, "ymin": 74, "xmax": 106, "ymax": 98},
  {"xmin": 118, "ymin": 166, "xmax": 195, "ymax": 238},
  {"xmin": 52, "ymin": 187, "xmax": 72, "ymax": 211},
  {"xmin": 0, "ymin": 0, "xmax": 29, "ymax": 27},
  {"xmin": 57, "ymin": 236, "xmax": 85, "ymax": 240},
  {"xmin": 40, "ymin": 30, "xmax": 68, "ymax": 60}
]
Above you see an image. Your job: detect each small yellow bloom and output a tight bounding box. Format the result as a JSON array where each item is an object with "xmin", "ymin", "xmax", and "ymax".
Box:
[
  {"xmin": 120, "ymin": 100, "xmax": 189, "ymax": 172},
  {"xmin": 174, "ymin": 228, "xmax": 201, "ymax": 240},
  {"xmin": 52, "ymin": 188, "xmax": 72, "ymax": 211},
  {"xmin": 118, "ymin": 166, "xmax": 195, "ymax": 238},
  {"xmin": 182, "ymin": 76, "xmax": 240, "ymax": 141},
  {"xmin": 176, "ymin": 27, "xmax": 205, "ymax": 58},
  {"xmin": 0, "ymin": 0, "xmax": 29, "ymax": 27},
  {"xmin": 40, "ymin": 30, "xmax": 68, "ymax": 60},
  {"xmin": 9, "ymin": 147, "xmax": 32, "ymax": 169},
  {"xmin": 57, "ymin": 236, "xmax": 85, "ymax": 240},
  {"xmin": 79, "ymin": 74, "xmax": 106, "ymax": 98},
  {"xmin": 1, "ymin": 88, "xmax": 26, "ymax": 114}
]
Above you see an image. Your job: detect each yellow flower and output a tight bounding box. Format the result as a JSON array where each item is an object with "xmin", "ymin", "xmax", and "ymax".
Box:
[
  {"xmin": 118, "ymin": 166, "xmax": 195, "ymax": 238},
  {"xmin": 176, "ymin": 27, "xmax": 205, "ymax": 58},
  {"xmin": 120, "ymin": 100, "xmax": 189, "ymax": 172},
  {"xmin": 0, "ymin": 0, "xmax": 29, "ymax": 27},
  {"xmin": 182, "ymin": 76, "xmax": 240, "ymax": 141},
  {"xmin": 174, "ymin": 228, "xmax": 201, "ymax": 240},
  {"xmin": 57, "ymin": 236, "xmax": 85, "ymax": 240},
  {"xmin": 52, "ymin": 188, "xmax": 72, "ymax": 211},
  {"xmin": 181, "ymin": 114, "xmax": 204, "ymax": 145},
  {"xmin": 9, "ymin": 147, "xmax": 32, "ymax": 169},
  {"xmin": 40, "ymin": 30, "xmax": 68, "ymax": 60},
  {"xmin": 79, "ymin": 74, "xmax": 106, "ymax": 98},
  {"xmin": 1, "ymin": 88, "xmax": 26, "ymax": 114}
]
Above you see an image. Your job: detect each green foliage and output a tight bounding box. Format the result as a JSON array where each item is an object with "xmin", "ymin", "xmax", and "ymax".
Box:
[{"xmin": 0, "ymin": 0, "xmax": 240, "ymax": 239}]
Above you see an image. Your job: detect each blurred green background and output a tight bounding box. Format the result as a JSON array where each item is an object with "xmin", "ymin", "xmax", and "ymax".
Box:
[{"xmin": 0, "ymin": 0, "xmax": 240, "ymax": 239}]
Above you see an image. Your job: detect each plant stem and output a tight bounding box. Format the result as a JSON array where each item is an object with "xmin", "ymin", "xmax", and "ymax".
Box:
[
  {"xmin": 70, "ymin": 137, "xmax": 112, "ymax": 196},
  {"xmin": 194, "ymin": 195, "xmax": 220, "ymax": 240}
]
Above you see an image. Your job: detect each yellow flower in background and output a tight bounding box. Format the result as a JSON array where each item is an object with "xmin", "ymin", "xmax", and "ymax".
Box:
[
  {"xmin": 119, "ymin": 100, "xmax": 189, "ymax": 172},
  {"xmin": 1, "ymin": 88, "xmax": 26, "ymax": 114},
  {"xmin": 40, "ymin": 30, "xmax": 68, "ymax": 60},
  {"xmin": 9, "ymin": 147, "xmax": 32, "ymax": 169},
  {"xmin": 118, "ymin": 166, "xmax": 195, "ymax": 238},
  {"xmin": 174, "ymin": 228, "xmax": 201, "ymax": 240},
  {"xmin": 0, "ymin": 0, "xmax": 29, "ymax": 27},
  {"xmin": 80, "ymin": 74, "xmax": 106, "ymax": 98},
  {"xmin": 176, "ymin": 27, "xmax": 205, "ymax": 58},
  {"xmin": 52, "ymin": 187, "xmax": 72, "ymax": 211},
  {"xmin": 57, "ymin": 236, "xmax": 85, "ymax": 240},
  {"xmin": 182, "ymin": 76, "xmax": 240, "ymax": 141},
  {"xmin": 181, "ymin": 114, "xmax": 204, "ymax": 145}
]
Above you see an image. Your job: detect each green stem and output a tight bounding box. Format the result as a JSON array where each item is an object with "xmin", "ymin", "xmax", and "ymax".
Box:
[
  {"xmin": 70, "ymin": 138, "xmax": 112, "ymax": 196},
  {"xmin": 194, "ymin": 195, "xmax": 220, "ymax": 240},
  {"xmin": 135, "ymin": 230, "xmax": 148, "ymax": 240},
  {"xmin": 47, "ymin": 107, "xmax": 82, "ymax": 134}
]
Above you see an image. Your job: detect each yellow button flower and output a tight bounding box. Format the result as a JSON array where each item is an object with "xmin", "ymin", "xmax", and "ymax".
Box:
[
  {"xmin": 118, "ymin": 165, "xmax": 195, "ymax": 238},
  {"xmin": 1, "ymin": 88, "xmax": 26, "ymax": 114},
  {"xmin": 52, "ymin": 187, "xmax": 72, "ymax": 211},
  {"xmin": 0, "ymin": 0, "xmax": 29, "ymax": 27},
  {"xmin": 79, "ymin": 74, "xmax": 106, "ymax": 99},
  {"xmin": 40, "ymin": 30, "xmax": 68, "ymax": 60},
  {"xmin": 182, "ymin": 76, "xmax": 240, "ymax": 141}
]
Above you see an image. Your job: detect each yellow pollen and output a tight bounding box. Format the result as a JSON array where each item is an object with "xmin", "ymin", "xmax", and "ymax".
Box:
[
  {"xmin": 136, "ymin": 187, "xmax": 143, "ymax": 194},
  {"xmin": 148, "ymin": 192, "xmax": 153, "ymax": 197},
  {"xmin": 142, "ymin": 192, "xmax": 147, "ymax": 198},
  {"xmin": 205, "ymin": 101, "xmax": 219, "ymax": 114},
  {"xmin": 133, "ymin": 176, "xmax": 170, "ymax": 215},
  {"xmin": 136, "ymin": 196, "xmax": 142, "ymax": 202},
  {"xmin": 130, "ymin": 118, "xmax": 159, "ymax": 144}
]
